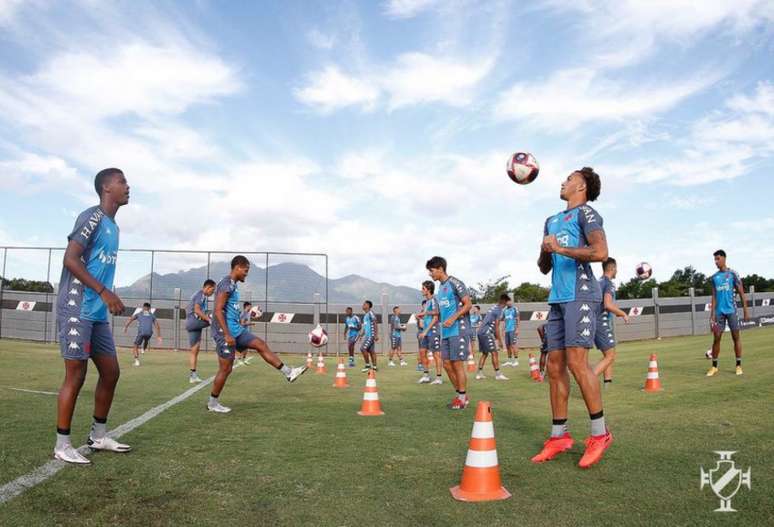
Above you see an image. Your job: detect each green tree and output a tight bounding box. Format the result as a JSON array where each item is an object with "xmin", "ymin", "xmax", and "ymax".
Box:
[
  {"xmin": 741, "ymin": 274, "xmax": 774, "ymax": 292},
  {"xmin": 617, "ymin": 278, "xmax": 658, "ymax": 300},
  {"xmin": 512, "ymin": 282, "xmax": 549, "ymax": 302},
  {"xmin": 2, "ymin": 277, "xmax": 54, "ymax": 293},
  {"xmin": 470, "ymin": 275, "xmax": 510, "ymax": 304}
]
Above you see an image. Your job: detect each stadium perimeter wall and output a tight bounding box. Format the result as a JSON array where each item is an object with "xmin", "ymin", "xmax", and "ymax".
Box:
[{"xmin": 2, "ymin": 289, "xmax": 773, "ymax": 355}]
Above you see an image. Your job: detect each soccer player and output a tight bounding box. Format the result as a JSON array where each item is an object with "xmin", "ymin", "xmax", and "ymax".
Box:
[
  {"xmin": 208, "ymin": 256, "xmax": 307, "ymax": 413},
  {"xmin": 54, "ymin": 168, "xmax": 132, "ymax": 464},
  {"xmin": 426, "ymin": 256, "xmax": 472, "ymax": 409},
  {"xmin": 502, "ymin": 297, "xmax": 520, "ymax": 366},
  {"xmin": 593, "ymin": 258, "xmax": 629, "ymax": 384},
  {"xmin": 469, "ymin": 305, "xmax": 482, "ymax": 355},
  {"xmin": 533, "ymin": 167, "xmax": 612, "ymax": 468},
  {"xmin": 707, "ymin": 249, "xmax": 749, "ymax": 377},
  {"xmin": 359, "ymin": 300, "xmax": 379, "ymax": 372},
  {"xmin": 343, "ymin": 307, "xmax": 361, "ymax": 368},
  {"xmin": 237, "ymin": 302, "xmax": 256, "ymax": 366},
  {"xmin": 475, "ymin": 294, "xmax": 508, "ymax": 381},
  {"xmin": 123, "ymin": 302, "xmax": 162, "ymax": 366},
  {"xmin": 388, "ymin": 306, "xmax": 407, "ymax": 367},
  {"xmin": 415, "ymin": 299, "xmax": 427, "ymax": 372},
  {"xmin": 186, "ymin": 279, "xmax": 216, "ymax": 383},
  {"xmin": 417, "ymin": 281, "xmax": 442, "ymax": 384}
]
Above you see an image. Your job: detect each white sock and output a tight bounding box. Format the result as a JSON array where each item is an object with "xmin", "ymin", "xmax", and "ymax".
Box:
[
  {"xmin": 208, "ymin": 395, "xmax": 218, "ymax": 406},
  {"xmin": 590, "ymin": 414, "xmax": 606, "ymax": 436},
  {"xmin": 90, "ymin": 420, "xmax": 107, "ymax": 440},
  {"xmin": 280, "ymin": 364, "xmax": 292, "ymax": 376},
  {"xmin": 56, "ymin": 432, "xmax": 71, "ymax": 450}
]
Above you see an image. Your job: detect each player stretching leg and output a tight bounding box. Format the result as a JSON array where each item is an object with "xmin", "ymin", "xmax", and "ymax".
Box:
[
  {"xmin": 359, "ymin": 301, "xmax": 379, "ymax": 372},
  {"xmin": 426, "ymin": 257, "xmax": 472, "ymax": 409},
  {"xmin": 592, "ymin": 258, "xmax": 629, "ymax": 384},
  {"xmin": 186, "ymin": 280, "xmax": 215, "ymax": 383},
  {"xmin": 476, "ymin": 294, "xmax": 508, "ymax": 381},
  {"xmin": 208, "ymin": 256, "xmax": 307, "ymax": 413},
  {"xmin": 343, "ymin": 307, "xmax": 361, "ymax": 368},
  {"xmin": 502, "ymin": 299, "xmax": 520, "ymax": 366},
  {"xmin": 707, "ymin": 250, "xmax": 749, "ymax": 377},
  {"xmin": 55, "ymin": 168, "xmax": 132, "ymax": 464},
  {"xmin": 123, "ymin": 302, "xmax": 161, "ymax": 366},
  {"xmin": 388, "ymin": 307, "xmax": 407, "ymax": 366},
  {"xmin": 417, "ymin": 282, "xmax": 441, "ymax": 384},
  {"xmin": 533, "ymin": 167, "xmax": 612, "ymax": 468}
]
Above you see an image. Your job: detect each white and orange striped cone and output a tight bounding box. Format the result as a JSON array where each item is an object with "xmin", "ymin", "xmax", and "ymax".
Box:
[
  {"xmin": 316, "ymin": 352, "xmax": 327, "ymax": 374},
  {"xmin": 428, "ymin": 352, "xmax": 435, "ymax": 364},
  {"xmin": 466, "ymin": 352, "xmax": 476, "ymax": 372},
  {"xmin": 450, "ymin": 401, "xmax": 510, "ymax": 502},
  {"xmin": 528, "ymin": 353, "xmax": 542, "ymax": 382},
  {"xmin": 333, "ymin": 357, "xmax": 350, "ymax": 388},
  {"xmin": 644, "ymin": 353, "xmax": 663, "ymax": 392},
  {"xmin": 306, "ymin": 352, "xmax": 313, "ymax": 369},
  {"xmin": 357, "ymin": 369, "xmax": 384, "ymax": 416}
]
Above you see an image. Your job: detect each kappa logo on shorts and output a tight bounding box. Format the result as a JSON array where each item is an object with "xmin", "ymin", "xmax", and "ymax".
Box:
[
  {"xmin": 69, "ymin": 288, "xmax": 79, "ymax": 296},
  {"xmin": 72, "ymin": 278, "xmax": 81, "ymax": 285},
  {"xmin": 67, "ymin": 299, "xmax": 77, "ymax": 307},
  {"xmin": 580, "ymin": 273, "xmax": 589, "ymax": 280},
  {"xmin": 580, "ymin": 304, "xmax": 590, "ymax": 312},
  {"xmin": 580, "ymin": 284, "xmax": 589, "ymax": 291},
  {"xmin": 68, "ymin": 328, "xmax": 80, "ymax": 336},
  {"xmin": 68, "ymin": 342, "xmax": 80, "ymax": 351},
  {"xmin": 581, "ymin": 328, "xmax": 591, "ymax": 337},
  {"xmin": 581, "ymin": 316, "xmax": 591, "ymax": 324},
  {"xmin": 68, "ymin": 317, "xmax": 80, "ymax": 323}
]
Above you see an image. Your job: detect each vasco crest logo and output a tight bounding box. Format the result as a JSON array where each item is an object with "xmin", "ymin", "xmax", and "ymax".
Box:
[{"xmin": 700, "ymin": 451, "xmax": 751, "ymax": 512}]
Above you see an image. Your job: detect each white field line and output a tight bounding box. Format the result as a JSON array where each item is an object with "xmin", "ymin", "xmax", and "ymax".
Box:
[
  {"xmin": 0, "ymin": 363, "xmax": 240, "ymax": 504},
  {"xmin": 3, "ymin": 387, "xmax": 58, "ymax": 396}
]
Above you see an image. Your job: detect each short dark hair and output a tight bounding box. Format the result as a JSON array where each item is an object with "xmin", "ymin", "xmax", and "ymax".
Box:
[
  {"xmin": 231, "ymin": 255, "xmax": 249, "ymax": 269},
  {"xmin": 425, "ymin": 256, "xmax": 447, "ymax": 272},
  {"xmin": 203, "ymin": 279, "xmax": 216, "ymax": 288},
  {"xmin": 578, "ymin": 167, "xmax": 601, "ymax": 202},
  {"xmin": 364, "ymin": 300, "xmax": 373, "ymax": 308},
  {"xmin": 143, "ymin": 302, "xmax": 151, "ymax": 308},
  {"xmin": 714, "ymin": 249, "xmax": 726, "ymax": 258},
  {"xmin": 499, "ymin": 293, "xmax": 511, "ymax": 302},
  {"xmin": 345, "ymin": 306, "xmax": 353, "ymax": 311},
  {"xmin": 422, "ymin": 280, "xmax": 435, "ymax": 294},
  {"xmin": 474, "ymin": 305, "xmax": 481, "ymax": 309},
  {"xmin": 94, "ymin": 168, "xmax": 124, "ymax": 197},
  {"xmin": 393, "ymin": 306, "xmax": 399, "ymax": 312},
  {"xmin": 243, "ymin": 302, "xmax": 252, "ymax": 308},
  {"xmin": 603, "ymin": 257, "xmax": 617, "ymax": 271}
]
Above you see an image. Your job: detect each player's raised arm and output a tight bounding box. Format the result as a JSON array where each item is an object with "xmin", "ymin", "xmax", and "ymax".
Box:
[
  {"xmin": 154, "ymin": 315, "xmax": 162, "ymax": 341},
  {"xmin": 604, "ymin": 292, "xmax": 629, "ymax": 322},
  {"xmin": 63, "ymin": 239, "xmax": 124, "ymax": 315},
  {"xmin": 123, "ymin": 313, "xmax": 136, "ymax": 333}
]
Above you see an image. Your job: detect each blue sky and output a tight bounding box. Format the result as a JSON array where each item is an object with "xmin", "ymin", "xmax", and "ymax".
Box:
[{"xmin": 1, "ymin": 0, "xmax": 773, "ymax": 291}]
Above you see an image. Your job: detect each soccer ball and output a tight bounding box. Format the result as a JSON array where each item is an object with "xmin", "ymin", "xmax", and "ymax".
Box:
[
  {"xmin": 308, "ymin": 325, "xmax": 328, "ymax": 348},
  {"xmin": 249, "ymin": 306, "xmax": 263, "ymax": 319},
  {"xmin": 506, "ymin": 152, "xmax": 539, "ymax": 185},
  {"xmin": 636, "ymin": 262, "xmax": 653, "ymax": 280},
  {"xmin": 704, "ymin": 349, "xmax": 713, "ymax": 359}
]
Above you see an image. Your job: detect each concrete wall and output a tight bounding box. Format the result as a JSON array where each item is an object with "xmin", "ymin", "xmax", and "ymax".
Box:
[{"xmin": 3, "ymin": 288, "xmax": 773, "ymax": 355}]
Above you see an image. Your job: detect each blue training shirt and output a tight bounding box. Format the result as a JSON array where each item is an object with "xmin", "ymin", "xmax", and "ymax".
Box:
[
  {"xmin": 390, "ymin": 314, "xmax": 402, "ymax": 337},
  {"xmin": 503, "ymin": 306, "xmax": 518, "ymax": 332},
  {"xmin": 187, "ymin": 290, "xmax": 207, "ymax": 321},
  {"xmin": 478, "ymin": 304, "xmax": 504, "ymax": 336},
  {"xmin": 422, "ymin": 296, "xmax": 439, "ymax": 334},
  {"xmin": 134, "ymin": 310, "xmax": 156, "ymax": 336},
  {"xmin": 599, "ymin": 276, "xmax": 616, "ymax": 321},
  {"xmin": 544, "ymin": 205, "xmax": 604, "ymax": 304},
  {"xmin": 711, "ymin": 269, "xmax": 741, "ymax": 315},
  {"xmin": 56, "ymin": 206, "xmax": 120, "ymax": 322},
  {"xmin": 437, "ymin": 276, "xmax": 470, "ymax": 339},
  {"xmin": 345, "ymin": 315, "xmax": 361, "ymax": 339},
  {"xmin": 211, "ymin": 276, "xmax": 244, "ymax": 337},
  {"xmin": 363, "ymin": 311, "xmax": 376, "ymax": 338}
]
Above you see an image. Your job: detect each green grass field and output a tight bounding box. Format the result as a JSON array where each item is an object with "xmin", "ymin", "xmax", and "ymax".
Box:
[{"xmin": 1, "ymin": 329, "xmax": 772, "ymax": 526}]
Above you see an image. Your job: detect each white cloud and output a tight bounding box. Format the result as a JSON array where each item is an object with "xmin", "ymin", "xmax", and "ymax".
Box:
[
  {"xmin": 306, "ymin": 29, "xmax": 336, "ymax": 49},
  {"xmin": 383, "ymin": 0, "xmax": 441, "ymax": 19},
  {"xmin": 294, "ymin": 65, "xmax": 380, "ymax": 113},
  {"xmin": 494, "ymin": 68, "xmax": 718, "ymax": 131},
  {"xmin": 295, "ymin": 52, "xmax": 494, "ymax": 112},
  {"xmin": 0, "ymin": 152, "xmax": 90, "ymax": 197},
  {"xmin": 0, "ymin": 0, "xmax": 24, "ymax": 26}
]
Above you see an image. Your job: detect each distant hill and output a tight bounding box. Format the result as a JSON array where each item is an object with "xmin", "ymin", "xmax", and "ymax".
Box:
[{"xmin": 115, "ymin": 260, "xmax": 422, "ymax": 304}]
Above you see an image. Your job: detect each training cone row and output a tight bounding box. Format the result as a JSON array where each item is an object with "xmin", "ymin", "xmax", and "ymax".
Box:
[
  {"xmin": 644, "ymin": 353, "xmax": 663, "ymax": 392},
  {"xmin": 466, "ymin": 353, "xmax": 476, "ymax": 372},
  {"xmin": 450, "ymin": 401, "xmax": 510, "ymax": 502},
  {"xmin": 316, "ymin": 352, "xmax": 327, "ymax": 374},
  {"xmin": 528, "ymin": 353, "xmax": 542, "ymax": 382},
  {"xmin": 333, "ymin": 357, "xmax": 350, "ymax": 388},
  {"xmin": 357, "ymin": 369, "xmax": 384, "ymax": 416}
]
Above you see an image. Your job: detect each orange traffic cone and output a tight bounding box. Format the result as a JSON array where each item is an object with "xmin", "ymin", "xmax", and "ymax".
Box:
[
  {"xmin": 528, "ymin": 353, "xmax": 542, "ymax": 382},
  {"xmin": 306, "ymin": 352, "xmax": 313, "ymax": 369},
  {"xmin": 644, "ymin": 354, "xmax": 663, "ymax": 392},
  {"xmin": 357, "ymin": 369, "xmax": 384, "ymax": 416},
  {"xmin": 428, "ymin": 352, "xmax": 435, "ymax": 364},
  {"xmin": 466, "ymin": 353, "xmax": 476, "ymax": 372},
  {"xmin": 333, "ymin": 357, "xmax": 350, "ymax": 388},
  {"xmin": 316, "ymin": 352, "xmax": 327, "ymax": 374},
  {"xmin": 450, "ymin": 401, "xmax": 510, "ymax": 502}
]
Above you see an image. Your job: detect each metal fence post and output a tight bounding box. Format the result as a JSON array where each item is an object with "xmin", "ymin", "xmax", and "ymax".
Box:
[
  {"xmin": 381, "ymin": 292, "xmax": 389, "ymax": 355},
  {"xmin": 749, "ymin": 285, "xmax": 756, "ymax": 317},
  {"xmin": 689, "ymin": 287, "xmax": 696, "ymax": 336},
  {"xmin": 335, "ymin": 312, "xmax": 340, "ymax": 356},
  {"xmin": 0, "ymin": 247, "xmax": 6, "ymax": 339},
  {"xmin": 652, "ymin": 287, "xmax": 660, "ymax": 340},
  {"xmin": 43, "ymin": 248, "xmax": 52, "ymax": 343},
  {"xmin": 264, "ymin": 253, "xmax": 269, "ymax": 343},
  {"xmin": 313, "ymin": 292, "xmax": 321, "ymax": 357},
  {"xmin": 149, "ymin": 250, "xmax": 155, "ymax": 302},
  {"xmin": 174, "ymin": 287, "xmax": 181, "ymax": 351}
]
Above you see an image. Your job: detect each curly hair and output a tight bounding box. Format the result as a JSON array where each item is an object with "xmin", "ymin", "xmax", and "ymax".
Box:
[{"xmin": 578, "ymin": 167, "xmax": 601, "ymax": 202}]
